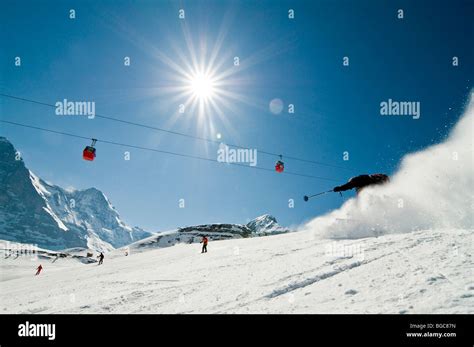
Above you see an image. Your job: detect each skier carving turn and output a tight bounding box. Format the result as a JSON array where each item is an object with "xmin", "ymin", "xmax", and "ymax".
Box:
[
  {"xmin": 332, "ymin": 174, "xmax": 390, "ymax": 195},
  {"xmin": 304, "ymin": 173, "xmax": 390, "ymax": 201}
]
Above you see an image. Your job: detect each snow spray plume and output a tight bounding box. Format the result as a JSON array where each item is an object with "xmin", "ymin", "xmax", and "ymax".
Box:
[{"xmin": 303, "ymin": 93, "xmax": 474, "ymax": 239}]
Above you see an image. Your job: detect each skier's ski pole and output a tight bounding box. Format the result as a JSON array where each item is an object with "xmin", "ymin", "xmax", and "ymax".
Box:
[{"xmin": 303, "ymin": 190, "xmax": 334, "ymax": 202}]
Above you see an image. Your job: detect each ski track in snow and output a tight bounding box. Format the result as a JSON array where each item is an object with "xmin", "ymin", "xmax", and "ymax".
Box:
[{"xmin": 1, "ymin": 228, "xmax": 473, "ymax": 314}]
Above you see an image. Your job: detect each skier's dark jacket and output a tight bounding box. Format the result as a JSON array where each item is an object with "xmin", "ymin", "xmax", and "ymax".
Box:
[{"xmin": 333, "ymin": 174, "xmax": 389, "ymax": 194}]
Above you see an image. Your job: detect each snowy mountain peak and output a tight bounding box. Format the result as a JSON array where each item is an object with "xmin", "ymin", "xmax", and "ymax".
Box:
[
  {"xmin": 246, "ymin": 214, "xmax": 289, "ymax": 235},
  {"xmin": 0, "ymin": 137, "xmax": 151, "ymax": 252},
  {"xmin": 252, "ymin": 214, "xmax": 277, "ymax": 224}
]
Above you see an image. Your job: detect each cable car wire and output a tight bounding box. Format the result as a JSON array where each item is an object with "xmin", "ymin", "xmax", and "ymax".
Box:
[
  {"xmin": 0, "ymin": 93, "xmax": 353, "ymax": 171},
  {"xmin": 0, "ymin": 119, "xmax": 341, "ymax": 182}
]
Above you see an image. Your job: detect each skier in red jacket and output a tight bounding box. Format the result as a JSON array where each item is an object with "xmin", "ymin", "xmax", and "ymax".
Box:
[
  {"xmin": 200, "ymin": 236, "xmax": 208, "ymax": 253},
  {"xmin": 35, "ymin": 264, "xmax": 43, "ymax": 276}
]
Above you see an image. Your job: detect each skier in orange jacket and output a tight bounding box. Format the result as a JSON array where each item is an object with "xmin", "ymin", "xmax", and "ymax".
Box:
[{"xmin": 200, "ymin": 236, "xmax": 208, "ymax": 253}]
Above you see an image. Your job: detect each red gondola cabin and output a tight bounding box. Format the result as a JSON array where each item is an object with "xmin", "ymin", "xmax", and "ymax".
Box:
[
  {"xmin": 275, "ymin": 160, "xmax": 284, "ymax": 173},
  {"xmin": 83, "ymin": 146, "xmax": 96, "ymax": 161},
  {"xmin": 83, "ymin": 139, "xmax": 97, "ymax": 161}
]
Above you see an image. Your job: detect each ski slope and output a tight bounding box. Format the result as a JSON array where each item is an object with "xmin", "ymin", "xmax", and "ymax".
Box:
[{"xmin": 1, "ymin": 228, "xmax": 473, "ymax": 314}]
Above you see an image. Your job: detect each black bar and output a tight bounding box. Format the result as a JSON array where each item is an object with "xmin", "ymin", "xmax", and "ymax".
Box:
[{"xmin": 0, "ymin": 314, "xmax": 472, "ymax": 346}]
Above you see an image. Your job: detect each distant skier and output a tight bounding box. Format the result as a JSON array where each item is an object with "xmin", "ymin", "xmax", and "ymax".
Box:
[
  {"xmin": 333, "ymin": 173, "xmax": 389, "ymax": 195},
  {"xmin": 35, "ymin": 264, "xmax": 43, "ymax": 276},
  {"xmin": 200, "ymin": 236, "xmax": 208, "ymax": 253},
  {"xmin": 97, "ymin": 252, "xmax": 104, "ymax": 265}
]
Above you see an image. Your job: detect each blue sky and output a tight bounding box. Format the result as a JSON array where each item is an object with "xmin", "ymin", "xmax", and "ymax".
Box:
[{"xmin": 1, "ymin": 0, "xmax": 472, "ymax": 231}]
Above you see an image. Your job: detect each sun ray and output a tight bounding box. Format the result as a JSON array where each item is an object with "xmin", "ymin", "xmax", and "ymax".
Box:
[{"xmin": 100, "ymin": 8, "xmax": 298, "ymax": 144}]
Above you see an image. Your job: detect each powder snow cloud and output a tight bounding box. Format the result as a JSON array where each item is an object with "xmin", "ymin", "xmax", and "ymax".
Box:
[{"xmin": 302, "ymin": 92, "xmax": 474, "ymax": 239}]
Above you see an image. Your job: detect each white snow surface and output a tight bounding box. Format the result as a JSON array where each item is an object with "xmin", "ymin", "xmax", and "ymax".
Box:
[{"xmin": 0, "ymin": 228, "xmax": 473, "ymax": 314}]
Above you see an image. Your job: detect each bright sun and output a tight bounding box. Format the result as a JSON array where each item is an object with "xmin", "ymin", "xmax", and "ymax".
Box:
[{"xmin": 189, "ymin": 73, "xmax": 216, "ymax": 100}]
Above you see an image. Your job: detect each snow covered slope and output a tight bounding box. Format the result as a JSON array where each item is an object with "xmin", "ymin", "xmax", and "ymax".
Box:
[
  {"xmin": 0, "ymin": 228, "xmax": 472, "ymax": 313},
  {"xmin": 0, "ymin": 137, "xmax": 150, "ymax": 252},
  {"xmin": 0, "ymin": 240, "xmax": 96, "ymax": 282}
]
